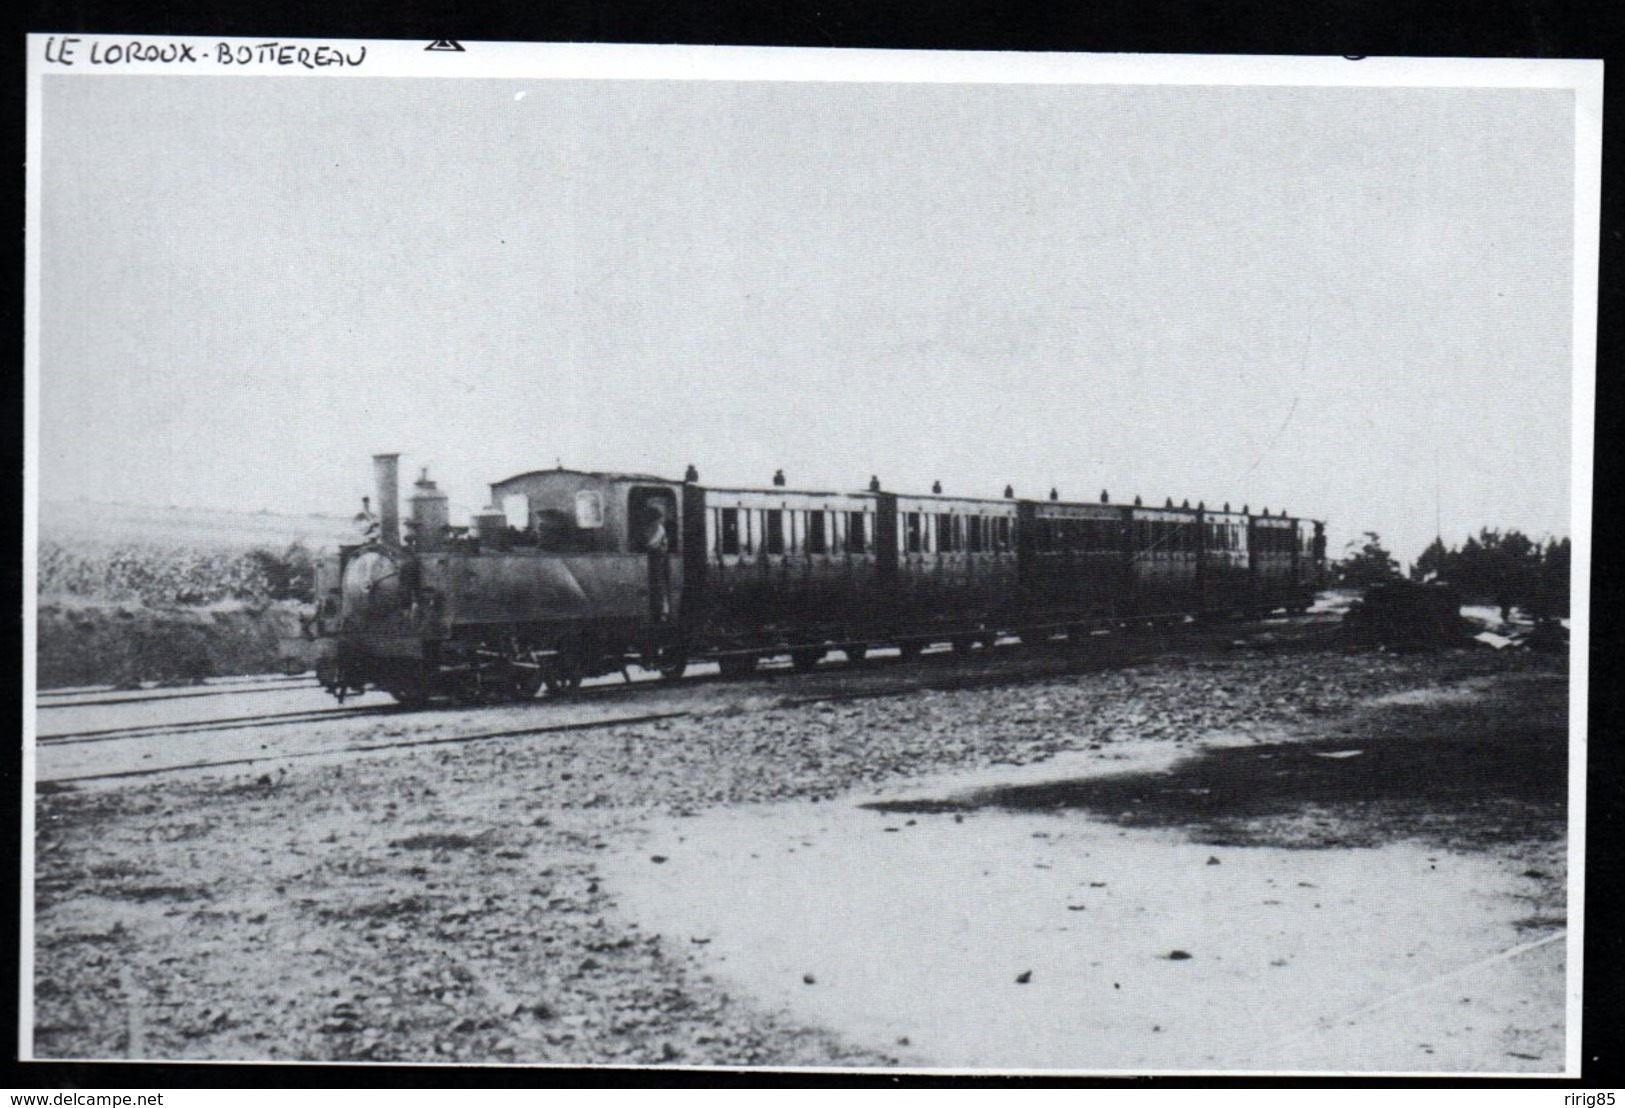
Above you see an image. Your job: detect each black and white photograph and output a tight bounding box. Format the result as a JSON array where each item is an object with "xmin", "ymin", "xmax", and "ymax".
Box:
[{"xmin": 22, "ymin": 40, "xmax": 1600, "ymax": 1075}]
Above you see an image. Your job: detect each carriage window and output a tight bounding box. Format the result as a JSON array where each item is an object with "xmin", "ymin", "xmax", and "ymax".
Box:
[
  {"xmin": 765, "ymin": 509, "xmax": 785, "ymax": 555},
  {"xmin": 719, "ymin": 508, "xmax": 741, "ymax": 556},
  {"xmin": 806, "ymin": 510, "xmax": 828, "ymax": 554},
  {"xmin": 966, "ymin": 515, "xmax": 984, "ymax": 553},
  {"xmin": 848, "ymin": 511, "xmax": 867, "ymax": 554},
  {"xmin": 905, "ymin": 512, "xmax": 924, "ymax": 554},
  {"xmin": 996, "ymin": 517, "xmax": 1012, "ymax": 550},
  {"xmin": 936, "ymin": 513, "xmax": 955, "ymax": 552}
]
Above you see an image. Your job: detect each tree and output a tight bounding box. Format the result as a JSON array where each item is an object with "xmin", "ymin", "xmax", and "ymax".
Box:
[
  {"xmin": 1411, "ymin": 537, "xmax": 1450, "ymax": 583},
  {"xmin": 1454, "ymin": 529, "xmax": 1540, "ymax": 622},
  {"xmin": 1420, "ymin": 528, "xmax": 1554, "ymax": 622},
  {"xmin": 1529, "ymin": 537, "xmax": 1571, "ymax": 621},
  {"xmin": 1430, "ymin": 526, "xmax": 1553, "ymax": 620},
  {"xmin": 1334, "ymin": 532, "xmax": 1401, "ymax": 587}
]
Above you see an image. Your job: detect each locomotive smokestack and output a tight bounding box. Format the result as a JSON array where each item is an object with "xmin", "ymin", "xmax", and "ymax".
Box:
[{"xmin": 373, "ymin": 453, "xmax": 401, "ymax": 546}]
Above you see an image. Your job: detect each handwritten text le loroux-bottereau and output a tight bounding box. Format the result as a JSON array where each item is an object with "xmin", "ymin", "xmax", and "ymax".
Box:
[{"xmin": 42, "ymin": 37, "xmax": 367, "ymax": 69}]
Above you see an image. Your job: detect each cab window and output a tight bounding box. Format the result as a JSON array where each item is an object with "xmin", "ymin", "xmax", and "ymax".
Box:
[{"xmin": 574, "ymin": 490, "xmax": 604, "ymax": 530}]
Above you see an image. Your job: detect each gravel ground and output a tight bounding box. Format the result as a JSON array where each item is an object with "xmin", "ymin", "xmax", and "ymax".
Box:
[{"xmin": 30, "ymin": 640, "xmax": 1568, "ymax": 1068}]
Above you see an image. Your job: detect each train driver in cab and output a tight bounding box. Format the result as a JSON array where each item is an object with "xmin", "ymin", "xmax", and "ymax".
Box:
[{"xmin": 643, "ymin": 501, "xmax": 673, "ymax": 622}]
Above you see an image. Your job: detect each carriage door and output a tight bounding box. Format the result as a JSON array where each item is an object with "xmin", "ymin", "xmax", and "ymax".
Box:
[{"xmin": 628, "ymin": 487, "xmax": 680, "ymax": 624}]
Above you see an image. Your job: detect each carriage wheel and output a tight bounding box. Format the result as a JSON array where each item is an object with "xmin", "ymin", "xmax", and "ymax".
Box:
[
  {"xmin": 658, "ymin": 656, "xmax": 689, "ymax": 681},
  {"xmin": 897, "ymin": 641, "xmax": 924, "ymax": 661},
  {"xmin": 844, "ymin": 644, "xmax": 868, "ymax": 663},
  {"xmin": 950, "ymin": 635, "xmax": 975, "ymax": 654},
  {"xmin": 790, "ymin": 648, "xmax": 824, "ymax": 673},
  {"xmin": 717, "ymin": 654, "xmax": 756, "ymax": 678}
]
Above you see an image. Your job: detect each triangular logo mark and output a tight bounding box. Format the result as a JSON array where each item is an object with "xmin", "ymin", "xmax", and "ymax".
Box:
[{"xmin": 425, "ymin": 40, "xmax": 465, "ymax": 52}]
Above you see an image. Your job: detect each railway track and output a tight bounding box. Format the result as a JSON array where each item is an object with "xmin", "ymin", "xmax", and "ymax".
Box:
[
  {"xmin": 36, "ymin": 677, "xmax": 321, "ymax": 710},
  {"xmin": 45, "ymin": 709, "xmax": 696, "ymax": 785},
  {"xmin": 36, "ymin": 703, "xmax": 402, "ymax": 746},
  {"xmin": 36, "ymin": 614, "xmax": 1341, "ymax": 786}
]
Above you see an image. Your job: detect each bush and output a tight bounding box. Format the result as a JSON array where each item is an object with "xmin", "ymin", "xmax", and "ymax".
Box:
[
  {"xmin": 1333, "ymin": 532, "xmax": 1401, "ymax": 587},
  {"xmin": 37, "ymin": 539, "xmax": 319, "ymax": 607}
]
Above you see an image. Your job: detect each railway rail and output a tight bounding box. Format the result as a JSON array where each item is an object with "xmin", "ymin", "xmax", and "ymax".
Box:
[
  {"xmin": 44, "ymin": 709, "xmax": 695, "ymax": 785},
  {"xmin": 37, "ymin": 677, "xmax": 321, "ymax": 710},
  {"xmin": 36, "ymin": 703, "xmax": 401, "ymax": 747}
]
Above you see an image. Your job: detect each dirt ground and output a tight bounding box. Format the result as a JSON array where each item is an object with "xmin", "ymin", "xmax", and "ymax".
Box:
[{"xmin": 29, "ymin": 639, "xmax": 1570, "ymax": 1071}]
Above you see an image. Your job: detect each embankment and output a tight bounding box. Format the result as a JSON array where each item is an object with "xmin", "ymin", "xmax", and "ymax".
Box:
[{"xmin": 35, "ymin": 600, "xmax": 313, "ymax": 689}]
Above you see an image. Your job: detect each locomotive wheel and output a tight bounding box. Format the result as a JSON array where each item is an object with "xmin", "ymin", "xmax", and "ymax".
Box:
[
  {"xmin": 658, "ymin": 656, "xmax": 688, "ymax": 681},
  {"xmin": 790, "ymin": 648, "xmax": 824, "ymax": 673},
  {"xmin": 507, "ymin": 664, "xmax": 546, "ymax": 701},
  {"xmin": 383, "ymin": 685, "xmax": 432, "ymax": 707},
  {"xmin": 543, "ymin": 656, "xmax": 585, "ymax": 696},
  {"xmin": 545, "ymin": 672, "xmax": 583, "ymax": 695}
]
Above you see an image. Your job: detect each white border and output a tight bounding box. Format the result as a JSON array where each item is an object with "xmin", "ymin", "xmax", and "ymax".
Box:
[
  {"xmin": 1565, "ymin": 60, "xmax": 1602, "ymax": 1083},
  {"xmin": 22, "ymin": 37, "xmax": 1602, "ymax": 1077},
  {"xmin": 25, "ymin": 36, "xmax": 1603, "ymax": 87}
]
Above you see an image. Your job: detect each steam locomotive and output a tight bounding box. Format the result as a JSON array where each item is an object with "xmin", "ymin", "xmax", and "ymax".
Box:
[{"xmin": 311, "ymin": 455, "xmax": 1325, "ymax": 704}]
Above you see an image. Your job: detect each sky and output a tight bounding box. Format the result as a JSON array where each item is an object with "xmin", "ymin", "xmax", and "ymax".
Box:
[{"xmin": 35, "ymin": 66, "xmax": 1582, "ymax": 564}]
